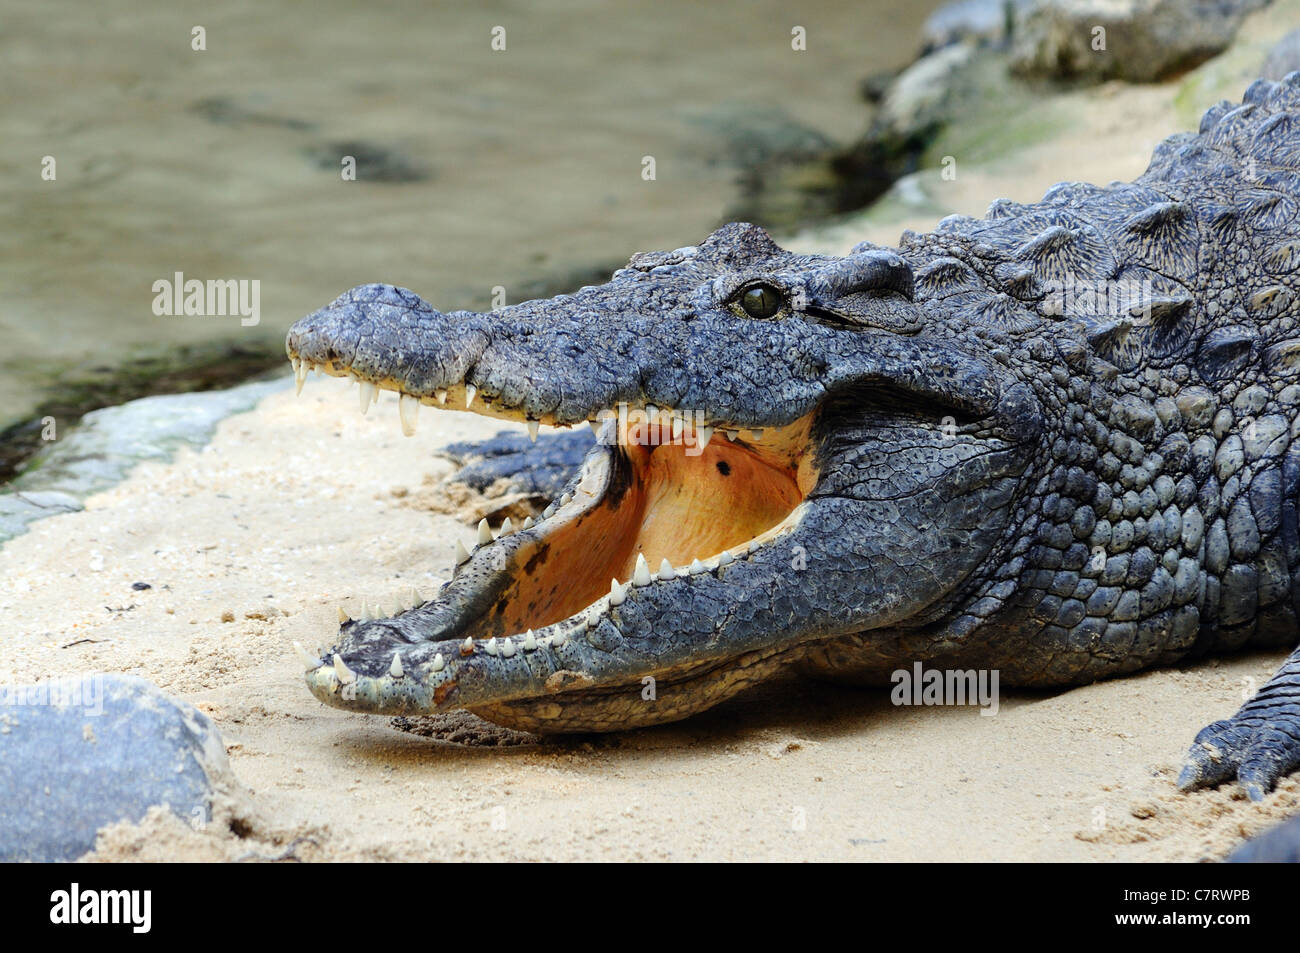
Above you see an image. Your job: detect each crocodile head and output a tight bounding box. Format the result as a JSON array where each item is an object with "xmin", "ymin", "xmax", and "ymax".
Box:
[{"xmin": 285, "ymin": 222, "xmax": 1040, "ymax": 731}]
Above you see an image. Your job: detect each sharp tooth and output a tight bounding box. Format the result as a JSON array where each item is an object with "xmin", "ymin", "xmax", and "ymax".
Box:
[
  {"xmin": 588, "ymin": 420, "xmax": 600, "ymax": 435},
  {"xmin": 522, "ymin": 516, "xmax": 535, "ymax": 530},
  {"xmin": 698, "ymin": 425, "xmax": 713, "ymax": 444},
  {"xmin": 390, "ymin": 652, "xmax": 404, "ymax": 678},
  {"xmin": 542, "ymin": 504, "xmax": 556, "ymax": 519},
  {"xmin": 658, "ymin": 557, "xmax": 675, "ymax": 581},
  {"xmin": 633, "ymin": 553, "xmax": 652, "ymax": 586},
  {"xmin": 332, "ymin": 654, "xmax": 356, "ymax": 684},
  {"xmin": 460, "ymin": 636, "xmax": 474, "ymax": 656},
  {"xmin": 486, "ymin": 637, "xmax": 499, "ymax": 656},
  {"xmin": 465, "ymin": 384, "xmax": 478, "ymax": 407},
  {"xmin": 502, "ymin": 639, "xmax": 516, "ymax": 658},
  {"xmin": 609, "ymin": 578, "xmax": 626, "ymax": 606},
  {"xmin": 409, "ymin": 587, "xmax": 423, "ymax": 607},
  {"xmin": 523, "ymin": 630, "xmax": 537, "ymax": 650},
  {"xmin": 553, "ymin": 630, "xmax": 568, "ymax": 647},
  {"xmin": 527, "ymin": 420, "xmax": 540, "ymax": 442},
  {"xmin": 338, "ymin": 607, "xmax": 350, "ymax": 624},
  {"xmin": 750, "ymin": 429, "xmax": 763, "ymax": 440},
  {"xmin": 585, "ymin": 606, "xmax": 601, "ymax": 627},
  {"xmin": 399, "ymin": 393, "xmax": 419, "ymax": 436},
  {"xmin": 748, "ymin": 539, "xmax": 761, "ymax": 553},
  {"xmin": 726, "ymin": 430, "xmax": 739, "ymax": 441},
  {"xmin": 432, "ymin": 652, "xmax": 446, "ymax": 672},
  {"xmin": 293, "ymin": 358, "xmax": 307, "ymax": 395},
  {"xmin": 560, "ymin": 492, "xmax": 573, "ymax": 506},
  {"xmin": 477, "ymin": 518, "xmax": 493, "ymax": 546},
  {"xmin": 359, "ymin": 382, "xmax": 375, "ymax": 414},
  {"xmin": 359, "ymin": 601, "xmax": 373, "ymax": 622},
  {"xmin": 719, "ymin": 550, "xmax": 735, "ymax": 567},
  {"xmin": 500, "ymin": 517, "xmax": 514, "ymax": 536},
  {"xmin": 293, "ymin": 641, "xmax": 323, "ymax": 671},
  {"xmin": 454, "ymin": 539, "xmax": 471, "ymax": 565},
  {"xmin": 689, "ymin": 558, "xmax": 706, "ymax": 575},
  {"xmin": 436, "ymin": 388, "xmax": 448, "ymax": 405}
]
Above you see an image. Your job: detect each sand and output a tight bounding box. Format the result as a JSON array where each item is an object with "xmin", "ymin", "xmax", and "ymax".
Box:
[{"xmin": 4, "ymin": 3, "xmax": 1300, "ymax": 863}]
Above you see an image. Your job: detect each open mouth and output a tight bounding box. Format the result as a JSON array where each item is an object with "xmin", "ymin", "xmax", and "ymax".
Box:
[{"xmin": 286, "ymin": 353, "xmax": 820, "ymax": 658}]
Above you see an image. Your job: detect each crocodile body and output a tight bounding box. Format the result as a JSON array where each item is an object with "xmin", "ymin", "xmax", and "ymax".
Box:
[{"xmin": 286, "ymin": 76, "xmax": 1300, "ymax": 801}]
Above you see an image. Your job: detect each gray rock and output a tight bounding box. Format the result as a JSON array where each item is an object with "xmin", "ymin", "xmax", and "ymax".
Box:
[
  {"xmin": 1262, "ymin": 28, "xmax": 1300, "ymax": 80},
  {"xmin": 878, "ymin": 43, "xmax": 978, "ymax": 139},
  {"xmin": 1010, "ymin": 0, "xmax": 1270, "ymax": 83},
  {"xmin": 922, "ymin": 0, "xmax": 1038, "ymax": 52},
  {"xmin": 0, "ymin": 674, "xmax": 235, "ymax": 861},
  {"xmin": 0, "ymin": 376, "xmax": 285, "ymax": 544},
  {"xmin": 1227, "ymin": 814, "xmax": 1300, "ymax": 862}
]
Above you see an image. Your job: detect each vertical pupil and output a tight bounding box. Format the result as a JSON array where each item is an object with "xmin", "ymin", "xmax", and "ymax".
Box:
[{"xmin": 744, "ymin": 286, "xmax": 777, "ymax": 317}]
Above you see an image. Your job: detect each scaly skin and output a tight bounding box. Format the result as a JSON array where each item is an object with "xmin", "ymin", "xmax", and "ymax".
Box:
[{"xmin": 287, "ymin": 76, "xmax": 1300, "ymax": 802}]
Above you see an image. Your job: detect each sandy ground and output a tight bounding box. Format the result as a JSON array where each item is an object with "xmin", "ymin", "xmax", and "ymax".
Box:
[
  {"xmin": 4, "ymin": 3, "xmax": 1300, "ymax": 863},
  {"xmin": 0, "ymin": 375, "xmax": 1294, "ymax": 863}
]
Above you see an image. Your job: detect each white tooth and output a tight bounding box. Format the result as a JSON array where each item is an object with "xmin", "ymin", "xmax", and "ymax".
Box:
[
  {"xmin": 719, "ymin": 550, "xmax": 735, "ymax": 567},
  {"xmin": 359, "ymin": 382, "xmax": 375, "ymax": 414},
  {"xmin": 726, "ymin": 430, "xmax": 739, "ymax": 441},
  {"xmin": 523, "ymin": 630, "xmax": 537, "ymax": 650},
  {"xmin": 500, "ymin": 517, "xmax": 514, "ymax": 536},
  {"xmin": 658, "ymin": 558, "xmax": 675, "ymax": 581},
  {"xmin": 542, "ymin": 504, "xmax": 556, "ymax": 518},
  {"xmin": 409, "ymin": 587, "xmax": 423, "ymax": 608},
  {"xmin": 585, "ymin": 606, "xmax": 601, "ymax": 628},
  {"xmin": 399, "ymin": 393, "xmax": 419, "ymax": 436},
  {"xmin": 610, "ymin": 578, "xmax": 626, "ymax": 606},
  {"xmin": 750, "ymin": 429, "xmax": 763, "ymax": 440},
  {"xmin": 477, "ymin": 518, "xmax": 493, "ymax": 546},
  {"xmin": 454, "ymin": 539, "xmax": 471, "ymax": 565},
  {"xmin": 465, "ymin": 384, "xmax": 478, "ymax": 407},
  {"xmin": 560, "ymin": 492, "xmax": 573, "ymax": 506},
  {"xmin": 522, "ymin": 516, "xmax": 535, "ymax": 530},
  {"xmin": 486, "ymin": 637, "xmax": 499, "ymax": 656},
  {"xmin": 333, "ymin": 654, "xmax": 356, "ymax": 684},
  {"xmin": 390, "ymin": 652, "xmax": 404, "ymax": 678},
  {"xmin": 338, "ymin": 607, "xmax": 350, "ymax": 624},
  {"xmin": 748, "ymin": 539, "xmax": 761, "ymax": 553},
  {"xmin": 633, "ymin": 553, "xmax": 652, "ymax": 586},
  {"xmin": 436, "ymin": 388, "xmax": 448, "ymax": 405},
  {"xmin": 698, "ymin": 425, "xmax": 713, "ymax": 445},
  {"xmin": 461, "ymin": 636, "xmax": 474, "ymax": 655},
  {"xmin": 432, "ymin": 652, "xmax": 446, "ymax": 672},
  {"xmin": 359, "ymin": 601, "xmax": 372, "ymax": 622},
  {"xmin": 689, "ymin": 558, "xmax": 706, "ymax": 575},
  {"xmin": 292, "ymin": 358, "xmax": 307, "ymax": 395},
  {"xmin": 588, "ymin": 420, "xmax": 600, "ymax": 435},
  {"xmin": 293, "ymin": 641, "xmax": 323, "ymax": 671},
  {"xmin": 502, "ymin": 639, "xmax": 516, "ymax": 658},
  {"xmin": 553, "ymin": 630, "xmax": 568, "ymax": 647},
  {"xmin": 527, "ymin": 420, "xmax": 540, "ymax": 442}
]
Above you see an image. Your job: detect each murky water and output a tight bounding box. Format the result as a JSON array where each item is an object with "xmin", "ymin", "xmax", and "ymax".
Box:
[{"xmin": 0, "ymin": 0, "xmax": 939, "ymax": 437}]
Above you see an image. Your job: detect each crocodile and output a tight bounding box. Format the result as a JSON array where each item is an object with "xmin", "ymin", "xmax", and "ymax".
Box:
[{"xmin": 286, "ymin": 75, "xmax": 1300, "ymax": 803}]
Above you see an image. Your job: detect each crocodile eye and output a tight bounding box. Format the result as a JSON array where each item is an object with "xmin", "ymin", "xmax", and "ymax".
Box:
[{"xmin": 739, "ymin": 283, "xmax": 782, "ymax": 319}]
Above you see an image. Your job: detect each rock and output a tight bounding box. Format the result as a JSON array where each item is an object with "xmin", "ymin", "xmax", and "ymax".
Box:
[
  {"xmin": 1010, "ymin": 0, "xmax": 1270, "ymax": 84},
  {"xmin": 921, "ymin": 0, "xmax": 1038, "ymax": 52},
  {"xmin": 0, "ymin": 377, "xmax": 285, "ymax": 545},
  {"xmin": 878, "ymin": 44, "xmax": 978, "ymax": 139},
  {"xmin": 1227, "ymin": 815, "xmax": 1300, "ymax": 862},
  {"xmin": 1262, "ymin": 29, "xmax": 1300, "ymax": 80},
  {"xmin": 0, "ymin": 674, "xmax": 235, "ymax": 861}
]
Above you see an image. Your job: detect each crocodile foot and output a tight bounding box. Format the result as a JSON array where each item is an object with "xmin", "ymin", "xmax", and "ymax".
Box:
[
  {"xmin": 439, "ymin": 428, "xmax": 594, "ymax": 501},
  {"xmin": 1178, "ymin": 646, "xmax": 1300, "ymax": 801}
]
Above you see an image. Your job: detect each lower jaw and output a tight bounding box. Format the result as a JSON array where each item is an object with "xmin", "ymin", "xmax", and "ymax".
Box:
[{"xmin": 468, "ymin": 643, "xmax": 805, "ymax": 733}]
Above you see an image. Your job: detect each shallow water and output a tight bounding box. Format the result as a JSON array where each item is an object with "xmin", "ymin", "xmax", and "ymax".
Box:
[{"xmin": 0, "ymin": 0, "xmax": 938, "ymax": 437}]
